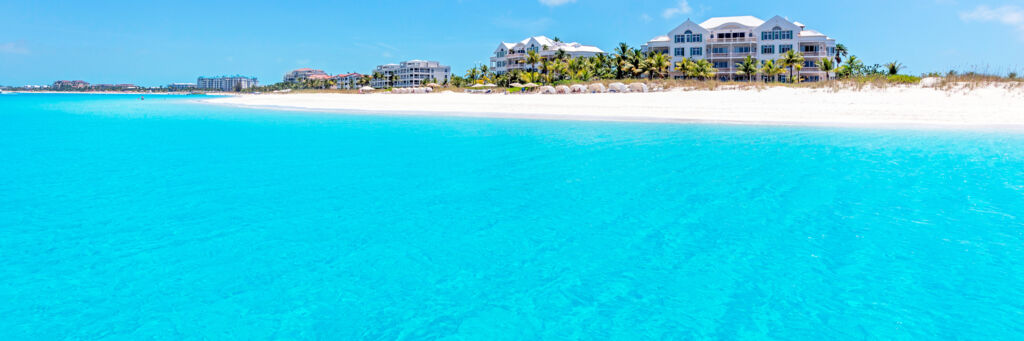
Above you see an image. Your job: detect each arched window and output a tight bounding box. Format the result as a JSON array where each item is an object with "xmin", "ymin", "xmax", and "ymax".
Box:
[
  {"xmin": 763, "ymin": 26, "xmax": 792, "ymax": 41},
  {"xmin": 684, "ymin": 30, "xmax": 692, "ymax": 34}
]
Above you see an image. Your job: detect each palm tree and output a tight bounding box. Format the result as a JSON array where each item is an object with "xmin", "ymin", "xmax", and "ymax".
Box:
[
  {"xmin": 389, "ymin": 73, "xmax": 399, "ymax": 88},
  {"xmin": 674, "ymin": 58, "xmax": 694, "ymax": 79},
  {"xmin": 885, "ymin": 61, "xmax": 904, "ymax": 75},
  {"xmin": 646, "ymin": 53, "xmax": 671, "ymax": 79},
  {"xmin": 816, "ymin": 58, "xmax": 836, "ymax": 81},
  {"xmin": 834, "ymin": 43, "xmax": 848, "ymax": 65},
  {"xmin": 779, "ymin": 50, "xmax": 805, "ymax": 83},
  {"xmin": 736, "ymin": 56, "xmax": 760, "ymax": 82},
  {"xmin": 760, "ymin": 59, "xmax": 784, "ymax": 82},
  {"xmin": 613, "ymin": 42, "xmax": 632, "ymax": 79},
  {"xmin": 526, "ymin": 50, "xmax": 542, "ymax": 73},
  {"xmin": 552, "ymin": 37, "xmax": 562, "ymax": 42},
  {"xmin": 466, "ymin": 66, "xmax": 480, "ymax": 82},
  {"xmin": 691, "ymin": 59, "xmax": 718, "ymax": 80},
  {"xmin": 554, "ymin": 49, "xmax": 569, "ymax": 61}
]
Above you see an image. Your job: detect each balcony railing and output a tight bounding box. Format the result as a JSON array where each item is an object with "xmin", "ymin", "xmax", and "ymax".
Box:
[{"xmin": 707, "ymin": 37, "xmax": 756, "ymax": 43}]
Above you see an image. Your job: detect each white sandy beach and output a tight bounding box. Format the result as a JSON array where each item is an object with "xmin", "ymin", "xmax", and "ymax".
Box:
[{"xmin": 204, "ymin": 86, "xmax": 1024, "ymax": 128}]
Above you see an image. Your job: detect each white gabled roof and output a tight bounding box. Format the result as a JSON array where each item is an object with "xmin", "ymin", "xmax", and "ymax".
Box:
[
  {"xmin": 699, "ymin": 16, "xmax": 765, "ymax": 29},
  {"xmin": 648, "ymin": 35, "xmax": 670, "ymax": 43},
  {"xmin": 799, "ymin": 30, "xmax": 825, "ymax": 37}
]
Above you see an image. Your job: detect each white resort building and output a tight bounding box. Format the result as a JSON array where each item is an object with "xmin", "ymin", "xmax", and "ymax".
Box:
[
  {"xmin": 490, "ymin": 36, "xmax": 604, "ymax": 74},
  {"xmin": 333, "ymin": 73, "xmax": 364, "ymax": 89},
  {"xmin": 283, "ymin": 68, "xmax": 329, "ymax": 83},
  {"xmin": 370, "ymin": 60, "xmax": 450, "ymax": 88},
  {"xmin": 196, "ymin": 76, "xmax": 258, "ymax": 91},
  {"xmin": 641, "ymin": 16, "xmax": 836, "ymax": 82}
]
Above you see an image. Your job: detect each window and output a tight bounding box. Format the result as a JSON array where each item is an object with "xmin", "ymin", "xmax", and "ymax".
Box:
[
  {"xmin": 675, "ymin": 35, "xmax": 685, "ymax": 43},
  {"xmin": 678, "ymin": 31, "xmax": 702, "ymax": 43},
  {"xmin": 804, "ymin": 61, "xmax": 816, "ymax": 68},
  {"xmin": 802, "ymin": 45, "xmax": 818, "ymax": 53},
  {"xmin": 779, "ymin": 45, "xmax": 793, "ymax": 53},
  {"xmin": 762, "ymin": 27, "xmax": 793, "ymax": 40},
  {"xmin": 712, "ymin": 47, "xmax": 728, "ymax": 54},
  {"xmin": 713, "ymin": 61, "xmax": 729, "ymax": 68},
  {"xmin": 734, "ymin": 46, "xmax": 751, "ymax": 53},
  {"xmin": 674, "ymin": 47, "xmax": 685, "ymax": 56},
  {"xmin": 761, "ymin": 45, "xmax": 775, "ymax": 54},
  {"xmin": 690, "ymin": 47, "xmax": 703, "ymax": 56}
]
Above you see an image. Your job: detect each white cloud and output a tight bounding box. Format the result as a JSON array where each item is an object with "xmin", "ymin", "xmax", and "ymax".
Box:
[
  {"xmin": 0, "ymin": 41, "xmax": 29, "ymax": 55},
  {"xmin": 538, "ymin": 0, "xmax": 576, "ymax": 6},
  {"xmin": 960, "ymin": 5, "xmax": 1024, "ymax": 37},
  {"xmin": 662, "ymin": 0, "xmax": 692, "ymax": 19}
]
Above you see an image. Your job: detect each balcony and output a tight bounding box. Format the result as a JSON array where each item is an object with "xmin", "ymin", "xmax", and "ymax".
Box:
[{"xmin": 707, "ymin": 37, "xmax": 756, "ymax": 43}]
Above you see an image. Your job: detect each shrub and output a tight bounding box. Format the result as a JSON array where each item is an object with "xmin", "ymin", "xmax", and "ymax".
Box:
[
  {"xmin": 1009, "ymin": 72, "xmax": 1018, "ymax": 80},
  {"xmin": 887, "ymin": 75, "xmax": 921, "ymax": 84}
]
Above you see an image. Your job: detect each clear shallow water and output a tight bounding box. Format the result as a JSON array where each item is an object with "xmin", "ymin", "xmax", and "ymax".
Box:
[{"xmin": 2, "ymin": 93, "xmax": 1023, "ymax": 339}]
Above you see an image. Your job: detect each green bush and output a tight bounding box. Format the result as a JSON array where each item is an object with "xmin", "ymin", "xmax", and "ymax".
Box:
[{"xmin": 887, "ymin": 75, "xmax": 921, "ymax": 84}]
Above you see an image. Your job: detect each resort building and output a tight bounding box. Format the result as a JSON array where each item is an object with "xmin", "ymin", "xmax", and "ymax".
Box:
[
  {"xmin": 490, "ymin": 36, "xmax": 604, "ymax": 74},
  {"xmin": 333, "ymin": 73, "xmax": 364, "ymax": 89},
  {"xmin": 168, "ymin": 83, "xmax": 196, "ymax": 90},
  {"xmin": 52, "ymin": 80, "xmax": 90, "ymax": 89},
  {"xmin": 370, "ymin": 60, "xmax": 450, "ymax": 88},
  {"xmin": 641, "ymin": 16, "xmax": 836, "ymax": 82},
  {"xmin": 283, "ymin": 68, "xmax": 329, "ymax": 83},
  {"xmin": 196, "ymin": 76, "xmax": 258, "ymax": 91}
]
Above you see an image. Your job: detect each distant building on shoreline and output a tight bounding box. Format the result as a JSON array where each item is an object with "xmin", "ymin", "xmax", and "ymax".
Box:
[
  {"xmin": 490, "ymin": 36, "xmax": 604, "ymax": 75},
  {"xmin": 641, "ymin": 15, "xmax": 836, "ymax": 82},
  {"xmin": 283, "ymin": 68, "xmax": 329, "ymax": 83},
  {"xmin": 370, "ymin": 60, "xmax": 450, "ymax": 88},
  {"xmin": 333, "ymin": 73, "xmax": 364, "ymax": 89},
  {"xmin": 196, "ymin": 76, "xmax": 258, "ymax": 91},
  {"xmin": 168, "ymin": 83, "xmax": 196, "ymax": 91},
  {"xmin": 52, "ymin": 80, "xmax": 90, "ymax": 89}
]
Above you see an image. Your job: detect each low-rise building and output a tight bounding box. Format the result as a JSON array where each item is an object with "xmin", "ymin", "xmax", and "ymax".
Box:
[
  {"xmin": 283, "ymin": 68, "xmax": 329, "ymax": 83},
  {"xmin": 641, "ymin": 15, "xmax": 837, "ymax": 82},
  {"xmin": 490, "ymin": 36, "xmax": 604, "ymax": 74},
  {"xmin": 168, "ymin": 83, "xmax": 197, "ymax": 90},
  {"xmin": 196, "ymin": 76, "xmax": 258, "ymax": 91},
  {"xmin": 333, "ymin": 73, "xmax": 364, "ymax": 89},
  {"xmin": 52, "ymin": 80, "xmax": 90, "ymax": 89},
  {"xmin": 370, "ymin": 60, "xmax": 450, "ymax": 88}
]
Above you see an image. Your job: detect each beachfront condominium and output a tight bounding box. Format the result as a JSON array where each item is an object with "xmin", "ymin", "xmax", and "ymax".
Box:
[
  {"xmin": 333, "ymin": 73, "xmax": 364, "ymax": 89},
  {"xmin": 370, "ymin": 60, "xmax": 450, "ymax": 88},
  {"xmin": 490, "ymin": 36, "xmax": 604, "ymax": 74},
  {"xmin": 52, "ymin": 80, "xmax": 90, "ymax": 89},
  {"xmin": 641, "ymin": 16, "xmax": 836, "ymax": 82},
  {"xmin": 283, "ymin": 68, "xmax": 329, "ymax": 83},
  {"xmin": 196, "ymin": 76, "xmax": 258, "ymax": 91}
]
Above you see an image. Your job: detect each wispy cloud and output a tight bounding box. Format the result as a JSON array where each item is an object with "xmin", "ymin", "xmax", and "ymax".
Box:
[
  {"xmin": 0, "ymin": 41, "xmax": 29, "ymax": 55},
  {"xmin": 538, "ymin": 0, "xmax": 576, "ymax": 7},
  {"xmin": 641, "ymin": 13, "xmax": 653, "ymax": 23},
  {"xmin": 960, "ymin": 5, "xmax": 1024, "ymax": 38},
  {"xmin": 662, "ymin": 0, "xmax": 692, "ymax": 19}
]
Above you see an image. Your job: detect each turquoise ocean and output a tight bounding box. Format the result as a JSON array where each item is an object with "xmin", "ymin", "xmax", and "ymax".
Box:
[{"xmin": 2, "ymin": 93, "xmax": 1023, "ymax": 339}]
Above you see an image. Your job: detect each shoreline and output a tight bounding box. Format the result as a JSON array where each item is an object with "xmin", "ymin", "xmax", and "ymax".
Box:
[{"xmin": 203, "ymin": 86, "xmax": 1023, "ymax": 130}]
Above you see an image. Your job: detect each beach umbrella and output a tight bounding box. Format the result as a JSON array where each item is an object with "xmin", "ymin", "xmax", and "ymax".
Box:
[
  {"xmin": 523, "ymin": 83, "xmax": 539, "ymax": 88},
  {"xmin": 483, "ymin": 83, "xmax": 497, "ymax": 87},
  {"xmin": 587, "ymin": 83, "xmax": 607, "ymax": 93},
  {"xmin": 471, "ymin": 83, "xmax": 487, "ymax": 88},
  {"xmin": 608, "ymin": 82, "xmax": 627, "ymax": 93},
  {"xmin": 510, "ymin": 82, "xmax": 524, "ymax": 87},
  {"xmin": 555, "ymin": 85, "xmax": 570, "ymax": 94},
  {"xmin": 538, "ymin": 86, "xmax": 557, "ymax": 94},
  {"xmin": 629, "ymin": 82, "xmax": 649, "ymax": 93}
]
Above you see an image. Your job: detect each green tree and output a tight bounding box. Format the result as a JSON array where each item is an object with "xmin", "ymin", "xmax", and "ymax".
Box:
[
  {"xmin": 779, "ymin": 50, "xmax": 805, "ymax": 83},
  {"xmin": 816, "ymin": 58, "xmax": 836, "ymax": 80},
  {"xmin": 834, "ymin": 43, "xmax": 848, "ymax": 65},
  {"xmin": 760, "ymin": 59, "xmax": 784, "ymax": 82},
  {"xmin": 691, "ymin": 59, "xmax": 718, "ymax": 80},
  {"xmin": 885, "ymin": 61, "xmax": 904, "ymax": 75},
  {"xmin": 736, "ymin": 56, "xmax": 760, "ymax": 82}
]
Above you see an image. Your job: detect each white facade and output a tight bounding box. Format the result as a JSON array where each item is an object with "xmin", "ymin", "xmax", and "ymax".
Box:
[
  {"xmin": 196, "ymin": 76, "xmax": 258, "ymax": 91},
  {"xmin": 283, "ymin": 68, "xmax": 329, "ymax": 83},
  {"xmin": 641, "ymin": 16, "xmax": 836, "ymax": 82},
  {"xmin": 332, "ymin": 73, "xmax": 364, "ymax": 89},
  {"xmin": 490, "ymin": 36, "xmax": 604, "ymax": 74},
  {"xmin": 370, "ymin": 60, "xmax": 450, "ymax": 88}
]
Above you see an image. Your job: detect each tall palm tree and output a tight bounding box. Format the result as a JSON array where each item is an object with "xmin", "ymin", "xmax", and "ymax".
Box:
[
  {"xmin": 816, "ymin": 58, "xmax": 836, "ymax": 81},
  {"xmin": 540, "ymin": 59, "xmax": 553, "ymax": 82},
  {"xmin": 780, "ymin": 50, "xmax": 805, "ymax": 83},
  {"xmin": 833, "ymin": 43, "xmax": 848, "ymax": 65},
  {"xmin": 554, "ymin": 49, "xmax": 569, "ymax": 61},
  {"xmin": 526, "ymin": 50, "xmax": 542, "ymax": 73},
  {"xmin": 885, "ymin": 61, "xmax": 904, "ymax": 75},
  {"xmin": 647, "ymin": 53, "xmax": 671, "ymax": 79},
  {"xmin": 736, "ymin": 56, "xmax": 760, "ymax": 82},
  {"xmin": 760, "ymin": 59, "xmax": 784, "ymax": 82},
  {"xmin": 613, "ymin": 42, "xmax": 632, "ymax": 79},
  {"xmin": 691, "ymin": 59, "xmax": 718, "ymax": 80},
  {"xmin": 674, "ymin": 58, "xmax": 694, "ymax": 79},
  {"xmin": 389, "ymin": 73, "xmax": 399, "ymax": 88},
  {"xmin": 466, "ymin": 66, "xmax": 480, "ymax": 82}
]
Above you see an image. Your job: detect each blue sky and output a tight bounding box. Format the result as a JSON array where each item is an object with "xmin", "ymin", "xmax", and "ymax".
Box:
[{"xmin": 2, "ymin": 0, "xmax": 1023, "ymax": 86}]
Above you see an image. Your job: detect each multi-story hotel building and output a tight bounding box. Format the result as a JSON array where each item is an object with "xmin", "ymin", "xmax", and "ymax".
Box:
[
  {"xmin": 370, "ymin": 60, "xmax": 450, "ymax": 88},
  {"xmin": 196, "ymin": 76, "xmax": 258, "ymax": 91},
  {"xmin": 490, "ymin": 36, "xmax": 604, "ymax": 74},
  {"xmin": 641, "ymin": 16, "xmax": 836, "ymax": 82},
  {"xmin": 283, "ymin": 68, "xmax": 329, "ymax": 83},
  {"xmin": 52, "ymin": 80, "xmax": 90, "ymax": 89},
  {"xmin": 333, "ymin": 73, "xmax": 364, "ymax": 89}
]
